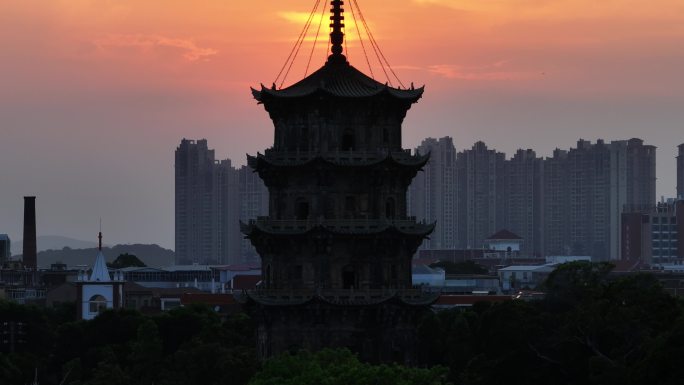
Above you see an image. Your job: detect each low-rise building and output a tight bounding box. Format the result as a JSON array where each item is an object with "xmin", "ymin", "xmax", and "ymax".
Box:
[
  {"xmin": 441, "ymin": 275, "xmax": 500, "ymax": 294},
  {"xmin": 622, "ymin": 199, "xmax": 684, "ymax": 263},
  {"xmin": 118, "ymin": 263, "xmax": 261, "ymax": 293},
  {"xmin": 484, "ymin": 230, "xmax": 523, "ymax": 255},
  {"xmin": 498, "ymin": 264, "xmax": 556, "ymax": 292},
  {"xmin": 411, "ymin": 264, "xmax": 445, "ymax": 286},
  {"xmin": 432, "ymin": 294, "xmax": 511, "ymax": 310}
]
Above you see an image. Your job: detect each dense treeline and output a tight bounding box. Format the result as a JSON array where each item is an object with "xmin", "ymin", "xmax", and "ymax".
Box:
[
  {"xmin": 417, "ymin": 262, "xmax": 684, "ymax": 385},
  {"xmin": 0, "ymin": 304, "xmax": 257, "ymax": 385},
  {"xmin": 249, "ymin": 349, "xmax": 449, "ymax": 385},
  {"xmin": 1, "ymin": 261, "xmax": 683, "ymax": 384}
]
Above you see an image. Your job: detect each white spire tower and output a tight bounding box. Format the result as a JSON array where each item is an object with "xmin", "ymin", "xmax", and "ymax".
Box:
[{"xmin": 77, "ymin": 227, "xmax": 124, "ymax": 320}]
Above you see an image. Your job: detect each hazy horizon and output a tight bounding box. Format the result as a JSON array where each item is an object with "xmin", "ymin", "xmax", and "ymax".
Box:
[{"xmin": 2, "ymin": 0, "xmax": 683, "ymax": 249}]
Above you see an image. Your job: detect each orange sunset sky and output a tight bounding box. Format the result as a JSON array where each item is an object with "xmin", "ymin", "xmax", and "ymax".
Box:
[{"xmin": 1, "ymin": 0, "xmax": 683, "ymax": 249}]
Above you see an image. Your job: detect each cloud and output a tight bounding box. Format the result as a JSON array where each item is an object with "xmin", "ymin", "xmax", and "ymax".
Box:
[
  {"xmin": 411, "ymin": 0, "xmax": 540, "ymax": 13},
  {"xmin": 94, "ymin": 34, "xmax": 218, "ymax": 61},
  {"xmin": 396, "ymin": 61, "xmax": 535, "ymax": 80},
  {"xmin": 279, "ymin": 11, "xmax": 325, "ymax": 25}
]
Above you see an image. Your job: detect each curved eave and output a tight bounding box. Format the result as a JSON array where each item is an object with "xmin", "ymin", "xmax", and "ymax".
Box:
[
  {"xmin": 242, "ymin": 222, "xmax": 435, "ymax": 237},
  {"xmin": 246, "ymin": 153, "xmax": 259, "ymax": 169},
  {"xmin": 249, "ymin": 152, "xmax": 430, "ymax": 169},
  {"xmin": 397, "ymin": 152, "xmax": 430, "ymax": 168},
  {"xmin": 247, "ymin": 292, "xmax": 313, "ymax": 306},
  {"xmin": 397, "ymin": 292, "xmax": 441, "ymax": 306},
  {"xmin": 250, "ymin": 87, "xmax": 264, "ymax": 104},
  {"xmin": 245, "ymin": 291, "xmax": 438, "ymax": 307},
  {"xmin": 253, "ymin": 84, "xmax": 424, "ymax": 103},
  {"xmin": 239, "ymin": 220, "xmax": 254, "ymax": 235},
  {"xmin": 317, "ymin": 294, "xmax": 396, "ymax": 306}
]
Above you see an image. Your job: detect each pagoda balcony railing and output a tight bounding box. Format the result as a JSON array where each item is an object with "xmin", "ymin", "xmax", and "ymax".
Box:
[
  {"xmin": 261, "ymin": 148, "xmax": 420, "ymax": 162},
  {"xmin": 247, "ymin": 217, "xmax": 429, "ymax": 231},
  {"xmin": 245, "ymin": 285, "xmax": 434, "ymax": 301}
]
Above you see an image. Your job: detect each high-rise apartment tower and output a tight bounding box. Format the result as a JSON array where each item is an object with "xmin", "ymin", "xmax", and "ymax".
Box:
[
  {"xmin": 175, "ymin": 139, "xmax": 241, "ymax": 264},
  {"xmin": 409, "ymin": 137, "xmax": 457, "ymax": 249}
]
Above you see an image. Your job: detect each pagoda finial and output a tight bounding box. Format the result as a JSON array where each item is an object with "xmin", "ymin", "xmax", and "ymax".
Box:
[
  {"xmin": 328, "ymin": 0, "xmax": 346, "ymax": 63},
  {"xmin": 98, "ymin": 218, "xmax": 102, "ymax": 251}
]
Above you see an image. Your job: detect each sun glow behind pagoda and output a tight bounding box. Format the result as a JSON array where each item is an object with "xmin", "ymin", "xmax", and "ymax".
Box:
[
  {"xmin": 243, "ymin": 0, "xmax": 436, "ymax": 363},
  {"xmin": 262, "ymin": 0, "xmax": 415, "ymax": 91}
]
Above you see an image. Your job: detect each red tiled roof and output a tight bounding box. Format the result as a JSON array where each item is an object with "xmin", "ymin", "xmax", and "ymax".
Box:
[
  {"xmin": 231, "ymin": 274, "xmax": 262, "ymax": 290},
  {"xmin": 412, "ymin": 257, "xmax": 441, "ymax": 266},
  {"xmin": 123, "ymin": 282, "xmax": 204, "ymax": 298},
  {"xmin": 180, "ymin": 293, "xmax": 237, "ymax": 306},
  {"xmin": 434, "ymin": 295, "xmax": 511, "ymax": 305},
  {"xmin": 611, "ymin": 259, "xmax": 646, "ymax": 273},
  {"xmin": 157, "ymin": 287, "xmax": 203, "ymax": 298}
]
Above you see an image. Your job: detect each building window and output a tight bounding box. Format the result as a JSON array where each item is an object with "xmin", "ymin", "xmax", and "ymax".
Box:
[
  {"xmin": 291, "ymin": 265, "xmax": 304, "ymax": 286},
  {"xmin": 345, "ymin": 196, "xmax": 356, "ymax": 216},
  {"xmin": 385, "ymin": 198, "xmax": 396, "ymax": 219},
  {"xmin": 300, "ymin": 126, "xmax": 309, "ymax": 149},
  {"xmin": 342, "ymin": 265, "xmax": 356, "ymax": 289},
  {"xmin": 265, "ymin": 264, "xmax": 272, "ymax": 285},
  {"xmin": 342, "ymin": 130, "xmax": 355, "ymax": 150},
  {"xmin": 296, "ymin": 199, "xmax": 309, "ymax": 220},
  {"xmin": 88, "ymin": 294, "xmax": 107, "ymax": 314}
]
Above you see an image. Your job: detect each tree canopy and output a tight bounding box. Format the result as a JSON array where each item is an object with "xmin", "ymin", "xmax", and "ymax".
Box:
[
  {"xmin": 249, "ymin": 349, "xmax": 450, "ymax": 385},
  {"xmin": 2, "ymin": 262, "xmax": 684, "ymax": 385},
  {"xmin": 417, "ymin": 261, "xmax": 684, "ymax": 385},
  {"xmin": 107, "ymin": 253, "xmax": 146, "ymax": 269},
  {"xmin": 0, "ymin": 303, "xmax": 256, "ymax": 385}
]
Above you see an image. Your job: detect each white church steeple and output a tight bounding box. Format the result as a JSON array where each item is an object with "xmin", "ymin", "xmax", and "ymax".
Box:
[
  {"xmin": 88, "ymin": 230, "xmax": 111, "ymax": 282},
  {"xmin": 77, "ymin": 228, "xmax": 124, "ymax": 320}
]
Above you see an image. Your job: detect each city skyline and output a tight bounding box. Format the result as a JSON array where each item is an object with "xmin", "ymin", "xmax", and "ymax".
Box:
[
  {"xmin": 0, "ymin": 136, "xmax": 678, "ymax": 253},
  {"xmin": 174, "ymin": 138, "xmax": 266, "ymax": 265},
  {"xmin": 2, "ymin": 0, "xmax": 683, "ymax": 249}
]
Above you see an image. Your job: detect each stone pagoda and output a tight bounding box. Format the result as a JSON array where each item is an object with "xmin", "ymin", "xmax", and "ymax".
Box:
[{"xmin": 242, "ymin": 0, "xmax": 436, "ymax": 363}]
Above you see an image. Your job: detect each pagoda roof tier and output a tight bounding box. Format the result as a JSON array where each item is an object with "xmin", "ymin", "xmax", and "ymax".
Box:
[
  {"xmin": 238, "ymin": 289, "xmax": 439, "ymax": 307},
  {"xmin": 252, "ymin": 60, "xmax": 423, "ymax": 103},
  {"xmin": 241, "ymin": 218, "xmax": 435, "ymax": 237},
  {"xmin": 247, "ymin": 149, "xmax": 429, "ymax": 169}
]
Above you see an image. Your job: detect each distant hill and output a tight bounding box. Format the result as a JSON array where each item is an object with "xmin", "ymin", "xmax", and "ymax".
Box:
[
  {"xmin": 11, "ymin": 235, "xmax": 101, "ymax": 255},
  {"xmin": 16, "ymin": 244, "xmax": 175, "ymax": 269}
]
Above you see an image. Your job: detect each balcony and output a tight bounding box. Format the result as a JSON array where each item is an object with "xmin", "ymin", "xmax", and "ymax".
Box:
[
  {"xmin": 243, "ymin": 217, "xmax": 434, "ymax": 235},
  {"xmin": 238, "ymin": 286, "xmax": 438, "ymax": 306},
  {"xmin": 253, "ymin": 148, "xmax": 428, "ymax": 167}
]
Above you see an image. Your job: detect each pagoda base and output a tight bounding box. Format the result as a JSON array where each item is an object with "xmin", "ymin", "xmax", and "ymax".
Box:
[{"xmin": 244, "ymin": 292, "xmax": 435, "ymax": 364}]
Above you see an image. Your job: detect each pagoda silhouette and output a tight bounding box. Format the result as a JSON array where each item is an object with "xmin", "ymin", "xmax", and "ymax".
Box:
[{"xmin": 242, "ymin": 0, "xmax": 436, "ymax": 363}]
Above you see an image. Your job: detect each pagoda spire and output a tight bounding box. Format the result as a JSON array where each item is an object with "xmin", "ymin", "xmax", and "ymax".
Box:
[{"xmin": 328, "ymin": 0, "xmax": 346, "ymax": 63}]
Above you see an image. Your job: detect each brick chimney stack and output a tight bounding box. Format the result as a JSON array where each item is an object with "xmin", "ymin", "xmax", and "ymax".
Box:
[{"xmin": 22, "ymin": 196, "xmax": 37, "ymax": 269}]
